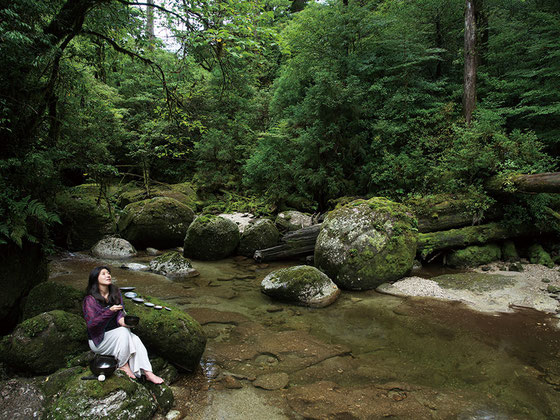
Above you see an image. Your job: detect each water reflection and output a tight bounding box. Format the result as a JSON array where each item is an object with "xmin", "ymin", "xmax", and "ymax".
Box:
[{"xmin": 49, "ymin": 251, "xmax": 560, "ymax": 419}]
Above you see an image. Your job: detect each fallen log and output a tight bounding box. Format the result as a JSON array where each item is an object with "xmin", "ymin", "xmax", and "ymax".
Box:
[
  {"xmin": 417, "ymin": 222, "xmax": 534, "ymax": 258},
  {"xmin": 253, "ymin": 224, "xmax": 321, "ymax": 262},
  {"xmin": 486, "ymin": 172, "xmax": 560, "ymax": 194}
]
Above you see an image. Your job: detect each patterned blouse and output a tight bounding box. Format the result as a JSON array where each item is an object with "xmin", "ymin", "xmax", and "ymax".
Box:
[{"xmin": 82, "ymin": 291, "xmax": 125, "ymax": 346}]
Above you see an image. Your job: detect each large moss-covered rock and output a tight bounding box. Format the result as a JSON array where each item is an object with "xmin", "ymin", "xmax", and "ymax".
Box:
[
  {"xmin": 446, "ymin": 244, "xmax": 502, "ymax": 268},
  {"xmin": 275, "ymin": 211, "xmax": 313, "ymax": 232},
  {"xmin": 528, "ymin": 244, "xmax": 554, "ymax": 268},
  {"xmin": 23, "ymin": 282, "xmax": 85, "ymax": 320},
  {"xmin": 55, "ymin": 184, "xmax": 115, "ymax": 250},
  {"xmin": 0, "ymin": 241, "xmax": 48, "ymax": 335},
  {"xmin": 501, "ymin": 240, "xmax": 519, "ymax": 262},
  {"xmin": 0, "ymin": 310, "xmax": 87, "ymax": 374},
  {"xmin": 183, "ymin": 215, "xmax": 240, "ymax": 260},
  {"xmin": 44, "ymin": 369, "xmax": 158, "ymax": 419},
  {"xmin": 118, "ymin": 197, "xmax": 195, "ymax": 249},
  {"xmin": 149, "ymin": 251, "xmax": 199, "ymax": 278},
  {"xmin": 91, "ymin": 237, "xmax": 137, "ymax": 259},
  {"xmin": 315, "ymin": 198, "xmax": 417, "ymax": 290},
  {"xmin": 125, "ymin": 298, "xmax": 206, "ymax": 372},
  {"xmin": 261, "ymin": 266, "xmax": 340, "ymax": 308},
  {"xmin": 238, "ymin": 219, "xmax": 280, "ymax": 257},
  {"xmin": 118, "ymin": 182, "xmax": 199, "ymax": 210}
]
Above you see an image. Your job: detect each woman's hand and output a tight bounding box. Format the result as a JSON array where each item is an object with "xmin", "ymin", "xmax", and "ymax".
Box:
[{"xmin": 109, "ymin": 305, "xmax": 123, "ymax": 312}]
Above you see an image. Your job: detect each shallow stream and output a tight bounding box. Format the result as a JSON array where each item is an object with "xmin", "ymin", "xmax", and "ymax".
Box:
[{"xmin": 49, "ymin": 252, "xmax": 560, "ymax": 419}]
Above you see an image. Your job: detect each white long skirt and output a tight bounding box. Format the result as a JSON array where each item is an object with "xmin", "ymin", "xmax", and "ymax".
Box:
[{"xmin": 89, "ymin": 327, "xmax": 152, "ymax": 377}]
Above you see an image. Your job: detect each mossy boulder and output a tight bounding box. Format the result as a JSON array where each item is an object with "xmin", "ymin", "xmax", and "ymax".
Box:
[
  {"xmin": 183, "ymin": 215, "xmax": 240, "ymax": 260},
  {"xmin": 91, "ymin": 237, "xmax": 137, "ymax": 259},
  {"xmin": 0, "ymin": 310, "xmax": 88, "ymax": 374},
  {"xmin": 149, "ymin": 251, "xmax": 199, "ymax": 278},
  {"xmin": 44, "ymin": 369, "xmax": 158, "ymax": 419},
  {"xmin": 261, "ymin": 266, "xmax": 340, "ymax": 308},
  {"xmin": 55, "ymin": 184, "xmax": 115, "ymax": 250},
  {"xmin": 0, "ymin": 241, "xmax": 48, "ymax": 335},
  {"xmin": 315, "ymin": 198, "xmax": 417, "ymax": 290},
  {"xmin": 528, "ymin": 244, "xmax": 554, "ymax": 268},
  {"xmin": 446, "ymin": 244, "xmax": 502, "ymax": 268},
  {"xmin": 501, "ymin": 240, "xmax": 519, "ymax": 262},
  {"xmin": 118, "ymin": 182, "xmax": 199, "ymax": 210},
  {"xmin": 238, "ymin": 219, "xmax": 280, "ymax": 257},
  {"xmin": 23, "ymin": 282, "xmax": 85, "ymax": 320},
  {"xmin": 125, "ymin": 297, "xmax": 206, "ymax": 372},
  {"xmin": 275, "ymin": 211, "xmax": 313, "ymax": 232},
  {"xmin": 118, "ymin": 197, "xmax": 195, "ymax": 249}
]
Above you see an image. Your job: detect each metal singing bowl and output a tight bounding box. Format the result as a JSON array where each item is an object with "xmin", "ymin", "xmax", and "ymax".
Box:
[{"xmin": 90, "ymin": 354, "xmax": 117, "ymax": 376}]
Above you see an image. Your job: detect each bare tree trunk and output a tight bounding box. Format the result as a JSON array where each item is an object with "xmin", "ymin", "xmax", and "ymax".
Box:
[
  {"xmin": 463, "ymin": 0, "xmax": 477, "ymax": 125},
  {"xmin": 146, "ymin": 0, "xmax": 155, "ymax": 42}
]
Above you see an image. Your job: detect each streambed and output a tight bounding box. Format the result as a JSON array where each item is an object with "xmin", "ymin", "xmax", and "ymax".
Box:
[{"xmin": 49, "ymin": 252, "xmax": 560, "ymax": 419}]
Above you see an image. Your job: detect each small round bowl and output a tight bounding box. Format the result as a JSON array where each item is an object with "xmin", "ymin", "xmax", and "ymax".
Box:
[
  {"xmin": 124, "ymin": 315, "xmax": 140, "ymax": 327},
  {"xmin": 90, "ymin": 354, "xmax": 117, "ymax": 376}
]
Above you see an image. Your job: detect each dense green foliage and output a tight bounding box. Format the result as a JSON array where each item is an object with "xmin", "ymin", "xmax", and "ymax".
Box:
[{"xmin": 0, "ymin": 0, "xmax": 559, "ymax": 245}]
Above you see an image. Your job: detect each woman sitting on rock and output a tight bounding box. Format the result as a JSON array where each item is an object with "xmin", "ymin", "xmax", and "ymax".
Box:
[{"xmin": 83, "ymin": 266, "xmax": 164, "ymax": 384}]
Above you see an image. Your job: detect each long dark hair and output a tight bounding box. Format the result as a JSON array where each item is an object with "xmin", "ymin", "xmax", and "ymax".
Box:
[{"xmin": 87, "ymin": 266, "xmax": 121, "ymax": 305}]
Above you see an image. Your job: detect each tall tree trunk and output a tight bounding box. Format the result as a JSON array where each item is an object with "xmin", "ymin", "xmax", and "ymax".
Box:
[
  {"xmin": 463, "ymin": 0, "xmax": 477, "ymax": 125},
  {"xmin": 146, "ymin": 0, "xmax": 155, "ymax": 43}
]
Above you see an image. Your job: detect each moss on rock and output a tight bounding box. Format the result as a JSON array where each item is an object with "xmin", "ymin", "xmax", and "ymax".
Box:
[
  {"xmin": 124, "ymin": 297, "xmax": 206, "ymax": 372},
  {"xmin": 446, "ymin": 244, "xmax": 502, "ymax": 268},
  {"xmin": 44, "ymin": 369, "xmax": 157, "ymax": 419},
  {"xmin": 54, "ymin": 184, "xmax": 115, "ymax": 250},
  {"xmin": 238, "ymin": 219, "xmax": 280, "ymax": 258},
  {"xmin": 315, "ymin": 197, "xmax": 417, "ymax": 290},
  {"xmin": 118, "ymin": 197, "xmax": 195, "ymax": 249},
  {"xmin": 528, "ymin": 244, "xmax": 554, "ymax": 268},
  {"xmin": 23, "ymin": 282, "xmax": 85, "ymax": 320},
  {"xmin": 261, "ymin": 265, "xmax": 340, "ymax": 307},
  {"xmin": 0, "ymin": 310, "xmax": 88, "ymax": 374},
  {"xmin": 149, "ymin": 251, "xmax": 199, "ymax": 278},
  {"xmin": 501, "ymin": 240, "xmax": 519, "ymax": 262},
  {"xmin": 183, "ymin": 215, "xmax": 240, "ymax": 260}
]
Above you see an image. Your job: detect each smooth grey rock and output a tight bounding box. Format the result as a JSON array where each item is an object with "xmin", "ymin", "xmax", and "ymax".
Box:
[{"xmin": 91, "ymin": 237, "xmax": 137, "ymax": 259}]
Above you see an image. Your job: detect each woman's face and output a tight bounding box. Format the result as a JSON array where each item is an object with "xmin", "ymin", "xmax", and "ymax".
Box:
[{"xmin": 97, "ymin": 268, "xmax": 112, "ymax": 287}]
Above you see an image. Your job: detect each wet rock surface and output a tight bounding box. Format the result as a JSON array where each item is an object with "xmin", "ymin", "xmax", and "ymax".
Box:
[
  {"xmin": 261, "ymin": 265, "xmax": 340, "ymax": 307},
  {"xmin": 91, "ymin": 237, "xmax": 137, "ymax": 259},
  {"xmin": 149, "ymin": 251, "xmax": 199, "ymax": 278}
]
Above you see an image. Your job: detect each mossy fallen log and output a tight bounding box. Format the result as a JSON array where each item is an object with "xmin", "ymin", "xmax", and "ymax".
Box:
[
  {"xmin": 253, "ymin": 224, "xmax": 321, "ymax": 262},
  {"xmin": 486, "ymin": 172, "xmax": 560, "ymax": 194},
  {"xmin": 417, "ymin": 222, "xmax": 534, "ymax": 258}
]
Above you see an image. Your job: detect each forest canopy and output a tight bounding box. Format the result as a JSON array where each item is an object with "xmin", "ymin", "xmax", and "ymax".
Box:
[{"xmin": 1, "ymin": 0, "xmax": 559, "ymax": 245}]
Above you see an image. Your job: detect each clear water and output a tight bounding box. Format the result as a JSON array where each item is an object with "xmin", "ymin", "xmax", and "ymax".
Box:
[{"xmin": 49, "ymin": 252, "xmax": 560, "ymax": 419}]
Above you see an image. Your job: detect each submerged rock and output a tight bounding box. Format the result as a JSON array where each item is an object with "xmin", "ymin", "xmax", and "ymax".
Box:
[
  {"xmin": 315, "ymin": 197, "xmax": 417, "ymax": 290},
  {"xmin": 125, "ymin": 298, "xmax": 206, "ymax": 372},
  {"xmin": 275, "ymin": 211, "xmax": 313, "ymax": 232},
  {"xmin": 0, "ymin": 310, "xmax": 87, "ymax": 374},
  {"xmin": 149, "ymin": 251, "xmax": 199, "ymax": 278},
  {"xmin": 23, "ymin": 282, "xmax": 84, "ymax": 320},
  {"xmin": 446, "ymin": 244, "xmax": 501, "ymax": 268},
  {"xmin": 261, "ymin": 266, "xmax": 340, "ymax": 308},
  {"xmin": 253, "ymin": 372, "xmax": 289, "ymax": 390},
  {"xmin": 91, "ymin": 237, "xmax": 137, "ymax": 259},
  {"xmin": 183, "ymin": 215, "xmax": 240, "ymax": 260},
  {"xmin": 118, "ymin": 197, "xmax": 195, "ymax": 249},
  {"xmin": 238, "ymin": 219, "xmax": 280, "ymax": 258}
]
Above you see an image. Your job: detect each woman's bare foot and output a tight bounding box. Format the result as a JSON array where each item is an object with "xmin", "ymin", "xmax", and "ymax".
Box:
[
  {"xmin": 144, "ymin": 371, "xmax": 164, "ymax": 384},
  {"xmin": 119, "ymin": 363, "xmax": 136, "ymax": 379}
]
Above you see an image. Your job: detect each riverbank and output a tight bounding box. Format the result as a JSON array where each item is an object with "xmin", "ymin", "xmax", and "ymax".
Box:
[{"xmin": 378, "ymin": 262, "xmax": 560, "ymax": 322}]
